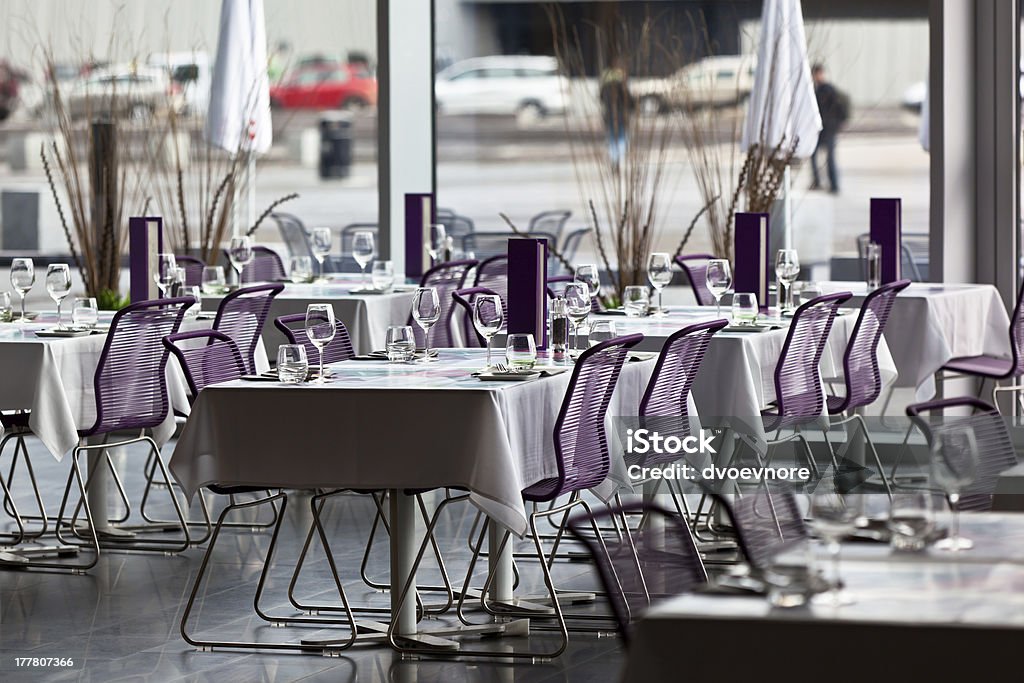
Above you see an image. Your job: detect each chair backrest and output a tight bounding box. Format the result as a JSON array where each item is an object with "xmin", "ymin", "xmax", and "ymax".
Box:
[
  {"xmin": 273, "ymin": 313, "xmax": 355, "ymax": 363},
  {"xmin": 175, "ymin": 255, "xmax": 206, "ymax": 288},
  {"xmin": 436, "ymin": 211, "xmax": 475, "ymax": 239},
  {"xmin": 83, "ymin": 297, "xmax": 193, "ymax": 436},
  {"xmin": 163, "ymin": 330, "xmax": 247, "ymax": 397},
  {"xmin": 338, "ymin": 223, "xmax": 379, "ymax": 272},
  {"xmin": 474, "ymin": 255, "xmax": 508, "ymax": 307},
  {"xmin": 673, "ymin": 253, "xmax": 716, "ymax": 306},
  {"xmin": 223, "ymin": 245, "xmax": 287, "ymax": 284},
  {"xmin": 558, "ymin": 227, "xmax": 591, "ymax": 273},
  {"xmin": 773, "ymin": 292, "xmax": 850, "ymax": 425},
  {"xmin": 906, "ymin": 397, "xmax": 1019, "ymax": 511},
  {"xmin": 566, "ymin": 502, "xmax": 706, "ymax": 647},
  {"xmin": 1006, "ymin": 278, "xmax": 1024, "ymax": 377},
  {"xmin": 410, "ymin": 259, "xmax": 478, "ymax": 348},
  {"xmin": 213, "ymin": 284, "xmax": 283, "ymax": 374},
  {"xmin": 835, "ymin": 279, "xmax": 910, "ymax": 412},
  {"xmin": 272, "ymin": 212, "xmax": 314, "ymax": 260},
  {"xmin": 545, "ymin": 333, "xmax": 643, "ymax": 499},
  {"xmin": 461, "ymin": 231, "xmax": 557, "ymax": 263},
  {"xmin": 528, "ymin": 209, "xmax": 571, "ymax": 244},
  {"xmin": 714, "ymin": 487, "xmax": 808, "ymax": 571},
  {"xmin": 451, "ymin": 286, "xmax": 503, "ymax": 348}
]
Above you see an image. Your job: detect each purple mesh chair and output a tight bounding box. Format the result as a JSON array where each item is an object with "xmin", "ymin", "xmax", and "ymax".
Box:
[
  {"xmin": 213, "ymin": 283, "xmax": 283, "ymax": 374},
  {"xmin": 274, "ymin": 313, "xmax": 355, "ymax": 363},
  {"xmin": 474, "ymin": 255, "xmax": 508, "ymax": 307},
  {"xmin": 175, "ymin": 255, "xmax": 206, "ymax": 288},
  {"xmin": 223, "ymin": 245, "xmax": 287, "ymax": 283},
  {"xmin": 387, "ymin": 333, "xmax": 645, "ymax": 659},
  {"xmin": 674, "ymin": 253, "xmax": 717, "ymax": 306},
  {"xmin": 711, "ymin": 487, "xmax": 808, "ymax": 572},
  {"xmin": 565, "ymin": 502, "xmax": 707, "ymax": 646},
  {"xmin": 452, "ymin": 286, "xmax": 503, "ymax": 348},
  {"xmin": 409, "ymin": 259, "xmax": 477, "ymax": 348}
]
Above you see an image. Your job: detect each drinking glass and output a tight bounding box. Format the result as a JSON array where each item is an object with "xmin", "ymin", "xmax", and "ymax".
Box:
[
  {"xmin": 775, "ymin": 249, "xmax": 800, "ymax": 312},
  {"xmin": 9, "ymin": 258, "xmax": 34, "ymax": 323},
  {"xmin": 385, "ymin": 325, "xmax": 416, "ymax": 363},
  {"xmin": 289, "ymin": 256, "xmax": 313, "ymax": 283},
  {"xmin": 705, "ymin": 259, "xmax": 732, "ymax": 317},
  {"xmin": 352, "ymin": 231, "xmax": 376, "ymax": 289},
  {"xmin": 865, "ymin": 242, "xmax": 881, "ymax": 290},
  {"xmin": 646, "ymin": 252, "xmax": 673, "ymax": 317},
  {"xmin": 71, "ymin": 297, "xmax": 98, "ymax": 329},
  {"xmin": 622, "ymin": 285, "xmax": 649, "ymax": 317},
  {"xmin": 473, "ymin": 294, "xmax": 504, "ymax": 370},
  {"xmin": 588, "ymin": 320, "xmax": 617, "ymax": 347},
  {"xmin": 505, "ymin": 333, "xmax": 537, "ymax": 370},
  {"xmin": 304, "ymin": 303, "xmax": 336, "ymax": 384},
  {"xmin": 45, "ymin": 263, "xmax": 72, "ymax": 329},
  {"xmin": 888, "ymin": 491, "xmax": 936, "ymax": 553},
  {"xmin": 172, "ymin": 266, "xmax": 187, "ymax": 297},
  {"xmin": 731, "ymin": 292, "xmax": 758, "ymax": 326},
  {"xmin": 564, "ymin": 282, "xmax": 591, "ymax": 353},
  {"xmin": 0, "ymin": 292, "xmax": 12, "ymax": 323},
  {"xmin": 931, "ymin": 425, "xmax": 978, "ymax": 552},
  {"xmin": 371, "ymin": 260, "xmax": 395, "ymax": 291},
  {"xmin": 201, "ymin": 266, "xmax": 226, "ymax": 294},
  {"xmin": 277, "ymin": 345, "xmax": 309, "ymax": 384},
  {"xmin": 154, "ymin": 253, "xmax": 177, "ymax": 298},
  {"xmin": 810, "ymin": 487, "xmax": 863, "ymax": 606},
  {"xmin": 575, "ymin": 264, "xmax": 601, "ymax": 300},
  {"xmin": 311, "ymin": 227, "xmax": 332, "ymax": 282},
  {"xmin": 427, "ymin": 224, "xmax": 448, "ymax": 264},
  {"xmin": 411, "ymin": 287, "xmax": 441, "ymax": 361},
  {"xmin": 227, "ymin": 236, "xmax": 253, "ymax": 285},
  {"xmin": 799, "ymin": 281, "xmax": 824, "ymax": 305}
]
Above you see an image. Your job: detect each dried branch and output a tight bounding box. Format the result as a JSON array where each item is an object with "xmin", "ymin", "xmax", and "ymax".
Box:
[
  {"xmin": 40, "ymin": 143, "xmax": 84, "ymax": 279},
  {"xmin": 672, "ymin": 193, "xmax": 718, "ymax": 261},
  {"xmin": 246, "ymin": 193, "xmax": 299, "ymax": 236}
]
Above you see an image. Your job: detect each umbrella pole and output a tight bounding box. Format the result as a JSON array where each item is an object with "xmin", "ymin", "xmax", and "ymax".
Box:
[
  {"xmin": 783, "ymin": 164, "xmax": 793, "ymax": 250},
  {"xmin": 247, "ymin": 154, "xmax": 257, "ymax": 236}
]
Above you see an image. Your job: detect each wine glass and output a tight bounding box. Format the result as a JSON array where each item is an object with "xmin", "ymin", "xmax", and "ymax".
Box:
[
  {"xmin": 227, "ymin": 236, "xmax": 253, "ymax": 285},
  {"xmin": 564, "ymin": 283, "xmax": 591, "ymax": 354},
  {"xmin": 352, "ymin": 231, "xmax": 376, "ymax": 290},
  {"xmin": 731, "ymin": 292, "xmax": 758, "ymax": 326},
  {"xmin": 45, "ymin": 264, "xmax": 72, "ymax": 329},
  {"xmin": 304, "ymin": 303, "xmax": 336, "ymax": 384},
  {"xmin": 588, "ymin": 320, "xmax": 617, "ymax": 347},
  {"xmin": 775, "ymin": 249, "xmax": 800, "ymax": 312},
  {"xmin": 427, "ymin": 224, "xmax": 448, "ymax": 264},
  {"xmin": 71, "ymin": 297, "xmax": 98, "ymax": 329},
  {"xmin": 575, "ymin": 264, "xmax": 601, "ymax": 301},
  {"xmin": 154, "ymin": 253, "xmax": 177, "ymax": 298},
  {"xmin": 412, "ymin": 287, "xmax": 441, "ymax": 361},
  {"xmin": 472, "ymin": 294, "xmax": 504, "ymax": 370},
  {"xmin": 646, "ymin": 253, "xmax": 673, "ymax": 317},
  {"xmin": 311, "ymin": 228, "xmax": 332, "ymax": 282},
  {"xmin": 931, "ymin": 425, "xmax": 978, "ymax": 552},
  {"xmin": 705, "ymin": 259, "xmax": 732, "ymax": 317},
  {"xmin": 201, "ymin": 266, "xmax": 226, "ymax": 294},
  {"xmin": 810, "ymin": 486, "xmax": 864, "ymax": 607},
  {"xmin": 371, "ymin": 260, "xmax": 395, "ymax": 291},
  {"xmin": 10, "ymin": 258, "xmax": 35, "ymax": 323}
]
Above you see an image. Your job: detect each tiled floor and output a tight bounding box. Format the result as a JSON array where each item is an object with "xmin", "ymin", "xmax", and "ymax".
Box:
[{"xmin": 0, "ymin": 437, "xmax": 625, "ymax": 682}]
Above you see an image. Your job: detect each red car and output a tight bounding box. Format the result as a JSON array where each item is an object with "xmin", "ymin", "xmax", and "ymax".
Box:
[{"xmin": 270, "ymin": 63, "xmax": 377, "ymax": 111}]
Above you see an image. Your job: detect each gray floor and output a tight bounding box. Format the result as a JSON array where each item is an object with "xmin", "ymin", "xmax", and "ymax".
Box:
[{"xmin": 0, "ymin": 436, "xmax": 625, "ymax": 683}]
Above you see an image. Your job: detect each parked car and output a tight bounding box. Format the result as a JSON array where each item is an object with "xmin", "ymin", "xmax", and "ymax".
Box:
[
  {"xmin": 148, "ymin": 51, "xmax": 211, "ymax": 117},
  {"xmin": 269, "ymin": 62, "xmax": 377, "ymax": 111},
  {"xmin": 434, "ymin": 55, "xmax": 568, "ymax": 119},
  {"xmin": 631, "ymin": 55, "xmax": 756, "ymax": 114},
  {"xmin": 60, "ymin": 64, "xmax": 183, "ymax": 120}
]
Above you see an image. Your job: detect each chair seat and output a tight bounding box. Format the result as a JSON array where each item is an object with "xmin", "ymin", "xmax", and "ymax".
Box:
[
  {"xmin": 522, "ymin": 477, "xmax": 564, "ymax": 502},
  {"xmin": 942, "ymin": 355, "xmax": 1017, "ymax": 379},
  {"xmin": 207, "ymin": 484, "xmax": 277, "ymax": 496},
  {"xmin": 826, "ymin": 394, "xmax": 848, "ymax": 415}
]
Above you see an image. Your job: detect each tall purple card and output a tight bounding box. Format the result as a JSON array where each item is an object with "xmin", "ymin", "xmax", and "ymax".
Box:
[
  {"xmin": 129, "ymin": 216, "xmax": 162, "ymax": 302},
  {"xmin": 405, "ymin": 193, "xmax": 434, "ymax": 279},
  {"xmin": 869, "ymin": 198, "xmax": 902, "ymax": 284},
  {"xmin": 507, "ymin": 237, "xmax": 548, "ymax": 350},
  {"xmin": 734, "ymin": 212, "xmax": 770, "ymax": 309}
]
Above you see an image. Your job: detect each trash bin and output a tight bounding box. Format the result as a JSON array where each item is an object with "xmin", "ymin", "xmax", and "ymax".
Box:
[{"xmin": 318, "ymin": 111, "xmax": 352, "ymax": 179}]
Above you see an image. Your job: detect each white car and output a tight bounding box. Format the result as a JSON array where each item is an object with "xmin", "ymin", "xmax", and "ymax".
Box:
[
  {"xmin": 61, "ymin": 65, "xmax": 183, "ymax": 120},
  {"xmin": 434, "ymin": 55, "xmax": 568, "ymax": 119},
  {"xmin": 632, "ymin": 55, "xmax": 757, "ymax": 114}
]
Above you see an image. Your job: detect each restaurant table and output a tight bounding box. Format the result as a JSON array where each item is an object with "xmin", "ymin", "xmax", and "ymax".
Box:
[
  {"xmin": 201, "ymin": 279, "xmax": 417, "ymax": 355},
  {"xmin": 170, "ymin": 348, "xmax": 657, "ymax": 643}
]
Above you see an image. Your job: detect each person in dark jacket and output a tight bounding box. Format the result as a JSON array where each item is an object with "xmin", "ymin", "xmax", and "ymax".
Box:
[
  {"xmin": 810, "ymin": 63, "xmax": 847, "ymax": 194},
  {"xmin": 599, "ymin": 60, "xmax": 634, "ymax": 174}
]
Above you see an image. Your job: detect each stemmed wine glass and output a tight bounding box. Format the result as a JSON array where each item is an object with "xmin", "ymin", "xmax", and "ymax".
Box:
[
  {"xmin": 10, "ymin": 258, "xmax": 35, "ymax": 323},
  {"xmin": 45, "ymin": 264, "xmax": 72, "ymax": 329},
  {"xmin": 304, "ymin": 303, "xmax": 336, "ymax": 384},
  {"xmin": 227, "ymin": 236, "xmax": 253, "ymax": 286},
  {"xmin": 564, "ymin": 283, "xmax": 591, "ymax": 354},
  {"xmin": 352, "ymin": 231, "xmax": 376, "ymax": 290},
  {"xmin": 647, "ymin": 252, "xmax": 673, "ymax": 317},
  {"xmin": 154, "ymin": 253, "xmax": 177, "ymax": 298},
  {"xmin": 311, "ymin": 228, "xmax": 332, "ymax": 283},
  {"xmin": 810, "ymin": 485, "xmax": 864, "ymax": 607},
  {"xmin": 427, "ymin": 224, "xmax": 448, "ymax": 265},
  {"xmin": 931, "ymin": 425, "xmax": 978, "ymax": 552},
  {"xmin": 575, "ymin": 264, "xmax": 601, "ymax": 302},
  {"xmin": 472, "ymin": 294, "xmax": 504, "ymax": 370},
  {"xmin": 775, "ymin": 249, "xmax": 800, "ymax": 313},
  {"xmin": 705, "ymin": 259, "xmax": 732, "ymax": 317},
  {"xmin": 412, "ymin": 287, "xmax": 441, "ymax": 362}
]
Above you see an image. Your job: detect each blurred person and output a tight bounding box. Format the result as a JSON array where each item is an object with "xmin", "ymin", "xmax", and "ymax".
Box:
[
  {"xmin": 809, "ymin": 63, "xmax": 849, "ymax": 194},
  {"xmin": 599, "ymin": 59, "xmax": 634, "ymax": 174},
  {"xmin": 0, "ymin": 61, "xmax": 21, "ymax": 122}
]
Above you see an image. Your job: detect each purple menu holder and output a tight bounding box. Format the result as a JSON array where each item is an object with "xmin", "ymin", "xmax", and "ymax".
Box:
[
  {"xmin": 129, "ymin": 216, "xmax": 163, "ymax": 302},
  {"xmin": 734, "ymin": 212, "xmax": 770, "ymax": 309},
  {"xmin": 870, "ymin": 198, "xmax": 902, "ymax": 284},
  {"xmin": 507, "ymin": 237, "xmax": 548, "ymax": 350},
  {"xmin": 405, "ymin": 193, "xmax": 434, "ymax": 280}
]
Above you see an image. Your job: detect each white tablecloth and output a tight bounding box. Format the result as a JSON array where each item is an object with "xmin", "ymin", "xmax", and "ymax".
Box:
[{"xmin": 170, "ymin": 348, "xmax": 655, "ymax": 536}]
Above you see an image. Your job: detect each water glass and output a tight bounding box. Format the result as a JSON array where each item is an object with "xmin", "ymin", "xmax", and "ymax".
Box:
[
  {"xmin": 705, "ymin": 259, "xmax": 732, "ymax": 317},
  {"xmin": 888, "ymin": 491, "xmax": 935, "ymax": 553},
  {"xmin": 472, "ymin": 294, "xmax": 504, "ymax": 369},
  {"xmin": 371, "ymin": 260, "xmax": 395, "ymax": 291},
  {"xmin": 810, "ymin": 487, "xmax": 864, "ymax": 606},
  {"xmin": 865, "ymin": 242, "xmax": 881, "ymax": 290},
  {"xmin": 277, "ymin": 345, "xmax": 309, "ymax": 384},
  {"xmin": 154, "ymin": 253, "xmax": 177, "ymax": 298},
  {"xmin": 505, "ymin": 333, "xmax": 537, "ymax": 370},
  {"xmin": 10, "ymin": 258, "xmax": 34, "ymax": 322},
  {"xmin": 305, "ymin": 303, "xmax": 336, "ymax": 383},
  {"xmin": 311, "ymin": 227, "xmax": 332, "ymax": 281},
  {"xmin": 0, "ymin": 292, "xmax": 12, "ymax": 322},
  {"xmin": 622, "ymin": 285, "xmax": 649, "ymax": 317},
  {"xmin": 352, "ymin": 231, "xmax": 376, "ymax": 288},
  {"xmin": 731, "ymin": 292, "xmax": 759, "ymax": 326},
  {"xmin": 201, "ymin": 266, "xmax": 226, "ymax": 294},
  {"xmin": 289, "ymin": 256, "xmax": 313, "ymax": 283},
  {"xmin": 647, "ymin": 253, "xmax": 673, "ymax": 316},
  {"xmin": 774, "ymin": 249, "xmax": 800, "ymax": 312},
  {"xmin": 71, "ymin": 297, "xmax": 98, "ymax": 329},
  {"xmin": 412, "ymin": 287, "xmax": 441, "ymax": 361},
  {"xmin": 385, "ymin": 325, "xmax": 416, "ymax": 363},
  {"xmin": 588, "ymin": 320, "xmax": 617, "ymax": 347},
  {"xmin": 227, "ymin": 236, "xmax": 253, "ymax": 285},
  {"xmin": 799, "ymin": 281, "xmax": 824, "ymax": 305},
  {"xmin": 46, "ymin": 263, "xmax": 72, "ymax": 329}
]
